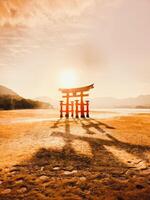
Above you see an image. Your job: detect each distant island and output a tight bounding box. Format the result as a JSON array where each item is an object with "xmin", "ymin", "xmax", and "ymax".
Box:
[{"xmin": 0, "ymin": 85, "xmax": 53, "ymax": 110}]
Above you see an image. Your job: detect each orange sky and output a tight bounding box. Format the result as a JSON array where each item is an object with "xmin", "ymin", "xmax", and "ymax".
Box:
[{"xmin": 0, "ymin": 0, "xmax": 150, "ymax": 99}]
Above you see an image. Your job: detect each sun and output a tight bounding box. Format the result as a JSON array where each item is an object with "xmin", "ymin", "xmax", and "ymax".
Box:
[{"xmin": 60, "ymin": 69, "xmax": 77, "ymax": 88}]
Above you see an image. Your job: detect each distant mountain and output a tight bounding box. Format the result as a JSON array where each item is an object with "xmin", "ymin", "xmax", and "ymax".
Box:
[
  {"xmin": 91, "ymin": 95, "xmax": 150, "ymax": 108},
  {"xmin": 0, "ymin": 85, "xmax": 20, "ymax": 98},
  {"xmin": 0, "ymin": 85, "xmax": 51, "ymax": 110},
  {"xmin": 1, "ymin": 85, "xmax": 149, "ymax": 109},
  {"xmin": 36, "ymin": 95, "xmax": 150, "ymax": 109}
]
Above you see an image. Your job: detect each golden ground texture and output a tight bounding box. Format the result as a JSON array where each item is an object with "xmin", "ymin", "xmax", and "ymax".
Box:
[{"xmin": 0, "ymin": 110, "xmax": 150, "ymax": 200}]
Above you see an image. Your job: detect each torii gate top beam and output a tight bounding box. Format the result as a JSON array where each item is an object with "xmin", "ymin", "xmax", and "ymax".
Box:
[
  {"xmin": 59, "ymin": 83, "xmax": 94, "ymax": 118},
  {"xmin": 59, "ymin": 84, "xmax": 94, "ymax": 93}
]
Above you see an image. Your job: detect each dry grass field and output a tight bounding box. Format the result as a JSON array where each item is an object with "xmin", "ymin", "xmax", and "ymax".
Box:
[{"xmin": 0, "ymin": 110, "xmax": 150, "ymax": 200}]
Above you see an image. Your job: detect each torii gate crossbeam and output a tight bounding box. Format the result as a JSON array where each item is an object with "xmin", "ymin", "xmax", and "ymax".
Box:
[{"xmin": 59, "ymin": 84, "xmax": 94, "ymax": 118}]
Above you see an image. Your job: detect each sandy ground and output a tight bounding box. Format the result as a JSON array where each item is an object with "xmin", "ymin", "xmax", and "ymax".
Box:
[{"xmin": 0, "ymin": 110, "xmax": 150, "ymax": 200}]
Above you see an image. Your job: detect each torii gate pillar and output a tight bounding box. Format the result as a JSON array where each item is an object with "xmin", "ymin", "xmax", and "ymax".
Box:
[
  {"xmin": 59, "ymin": 84, "xmax": 94, "ymax": 118},
  {"xmin": 80, "ymin": 91, "xmax": 85, "ymax": 118}
]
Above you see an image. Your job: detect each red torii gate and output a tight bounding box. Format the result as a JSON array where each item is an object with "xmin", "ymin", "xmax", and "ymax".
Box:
[{"xmin": 59, "ymin": 84, "xmax": 94, "ymax": 118}]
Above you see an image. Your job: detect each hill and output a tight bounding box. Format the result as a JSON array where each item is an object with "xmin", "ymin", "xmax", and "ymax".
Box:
[
  {"xmin": 0, "ymin": 85, "xmax": 51, "ymax": 110},
  {"xmin": 0, "ymin": 85, "xmax": 20, "ymax": 98}
]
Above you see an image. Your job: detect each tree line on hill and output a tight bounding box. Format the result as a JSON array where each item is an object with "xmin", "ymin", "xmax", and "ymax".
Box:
[{"xmin": 0, "ymin": 95, "xmax": 51, "ymax": 110}]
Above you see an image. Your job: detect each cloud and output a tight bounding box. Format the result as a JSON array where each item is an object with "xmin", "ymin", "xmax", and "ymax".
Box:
[
  {"xmin": 0, "ymin": 0, "xmax": 123, "ymax": 27},
  {"xmin": 0, "ymin": 0, "xmax": 123, "ymax": 72},
  {"xmin": 0, "ymin": 0, "xmax": 96, "ymax": 26}
]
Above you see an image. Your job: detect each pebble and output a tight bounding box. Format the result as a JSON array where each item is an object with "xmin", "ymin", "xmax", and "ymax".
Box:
[
  {"xmin": 16, "ymin": 179, "xmax": 24, "ymax": 184},
  {"xmin": 53, "ymin": 167, "xmax": 60, "ymax": 170},
  {"xmin": 38, "ymin": 175, "xmax": 49, "ymax": 182},
  {"xmin": 17, "ymin": 187, "xmax": 27, "ymax": 193},
  {"xmin": 79, "ymin": 177, "xmax": 86, "ymax": 181},
  {"xmin": 64, "ymin": 170, "xmax": 78, "ymax": 175},
  {"xmin": 1, "ymin": 189, "xmax": 11, "ymax": 194},
  {"xmin": 40, "ymin": 167, "xmax": 44, "ymax": 171}
]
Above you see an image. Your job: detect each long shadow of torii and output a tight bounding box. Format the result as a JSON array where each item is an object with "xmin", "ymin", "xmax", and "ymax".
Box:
[
  {"xmin": 0, "ymin": 118, "xmax": 150, "ymax": 200},
  {"xmin": 0, "ymin": 119, "xmax": 150, "ymax": 200},
  {"xmin": 48, "ymin": 118, "xmax": 150, "ymax": 172}
]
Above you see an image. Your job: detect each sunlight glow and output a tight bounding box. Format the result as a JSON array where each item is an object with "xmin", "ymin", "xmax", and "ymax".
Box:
[{"xmin": 59, "ymin": 69, "xmax": 77, "ymax": 88}]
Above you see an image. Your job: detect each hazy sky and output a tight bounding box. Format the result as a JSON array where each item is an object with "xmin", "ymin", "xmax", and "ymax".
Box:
[{"xmin": 0, "ymin": 0, "xmax": 150, "ymax": 99}]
